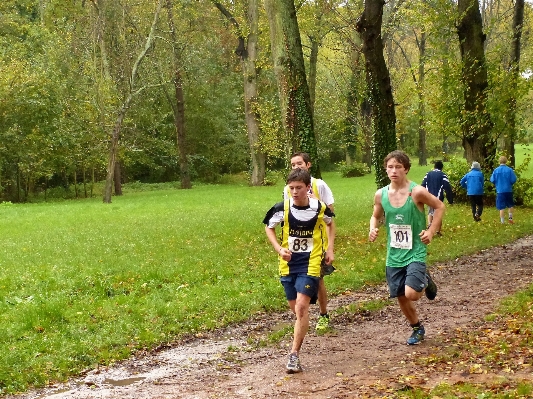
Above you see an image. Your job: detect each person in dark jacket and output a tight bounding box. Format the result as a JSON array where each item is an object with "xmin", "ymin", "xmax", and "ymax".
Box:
[
  {"xmin": 421, "ymin": 160, "xmax": 454, "ymax": 230},
  {"xmin": 460, "ymin": 162, "xmax": 485, "ymax": 222},
  {"xmin": 490, "ymin": 156, "xmax": 517, "ymax": 224}
]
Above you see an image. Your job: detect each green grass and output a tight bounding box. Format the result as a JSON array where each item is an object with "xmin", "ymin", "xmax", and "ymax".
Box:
[{"xmin": 0, "ymin": 152, "xmax": 533, "ymax": 394}]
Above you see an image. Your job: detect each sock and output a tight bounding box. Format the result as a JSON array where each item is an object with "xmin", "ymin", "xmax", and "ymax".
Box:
[
  {"xmin": 501, "ymin": 217, "xmax": 505, "ymax": 223},
  {"xmin": 509, "ymin": 213, "xmax": 513, "ymax": 220},
  {"xmin": 410, "ymin": 321, "xmax": 421, "ymax": 329},
  {"xmin": 320, "ymin": 313, "xmax": 329, "ymax": 318}
]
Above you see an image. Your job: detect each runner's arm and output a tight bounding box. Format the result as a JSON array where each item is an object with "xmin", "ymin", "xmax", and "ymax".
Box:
[
  {"xmin": 413, "ymin": 186, "xmax": 445, "ymax": 244},
  {"xmin": 325, "ymin": 218, "xmax": 335, "ymax": 264},
  {"xmin": 369, "ymin": 190, "xmax": 384, "ymax": 242},
  {"xmin": 265, "ymin": 226, "xmax": 291, "ymax": 261}
]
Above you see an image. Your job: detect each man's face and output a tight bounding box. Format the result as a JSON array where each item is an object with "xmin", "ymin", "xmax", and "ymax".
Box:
[
  {"xmin": 291, "ymin": 156, "xmax": 311, "ymax": 171},
  {"xmin": 385, "ymin": 158, "xmax": 408, "ymax": 182},
  {"xmin": 288, "ymin": 180, "xmax": 311, "ymax": 205}
]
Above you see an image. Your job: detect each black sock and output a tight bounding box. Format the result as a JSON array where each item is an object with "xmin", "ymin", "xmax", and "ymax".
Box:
[
  {"xmin": 410, "ymin": 321, "xmax": 421, "ymax": 329},
  {"xmin": 320, "ymin": 313, "xmax": 329, "ymax": 318}
]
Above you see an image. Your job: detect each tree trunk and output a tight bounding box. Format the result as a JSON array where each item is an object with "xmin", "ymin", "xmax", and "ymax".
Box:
[
  {"xmin": 500, "ymin": 0, "xmax": 524, "ymax": 168},
  {"xmin": 166, "ymin": 0, "xmax": 191, "ymax": 189},
  {"xmin": 213, "ymin": 0, "xmax": 266, "ymax": 186},
  {"xmin": 345, "ymin": 33, "xmax": 364, "ymax": 166},
  {"xmin": 83, "ymin": 165, "xmax": 87, "ymax": 198},
  {"xmin": 356, "ymin": 0, "xmax": 397, "ymax": 188},
  {"xmin": 103, "ymin": 0, "xmax": 163, "ymax": 203},
  {"xmin": 457, "ymin": 0, "xmax": 495, "ymax": 170},
  {"xmin": 113, "ymin": 160, "xmax": 122, "ymax": 195},
  {"xmin": 243, "ymin": 0, "xmax": 266, "ymax": 186},
  {"xmin": 104, "ymin": 109, "xmax": 126, "ymax": 202},
  {"xmin": 361, "ymin": 98, "xmax": 373, "ymax": 169},
  {"xmin": 417, "ymin": 31, "xmax": 427, "ymax": 166},
  {"xmin": 308, "ymin": 37, "xmax": 319, "ymax": 114},
  {"xmin": 345, "ymin": 66, "xmax": 358, "ymax": 165},
  {"xmin": 74, "ymin": 170, "xmax": 78, "ymax": 198},
  {"xmin": 264, "ymin": 0, "xmax": 321, "ymax": 178}
]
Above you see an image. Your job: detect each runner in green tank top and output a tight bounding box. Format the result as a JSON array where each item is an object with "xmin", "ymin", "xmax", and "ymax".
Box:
[
  {"xmin": 381, "ymin": 181, "xmax": 427, "ymax": 267},
  {"xmin": 369, "ymin": 151, "xmax": 445, "ymax": 345}
]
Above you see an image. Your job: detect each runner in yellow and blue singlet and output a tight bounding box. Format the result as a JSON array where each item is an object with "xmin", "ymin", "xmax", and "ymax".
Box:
[{"xmin": 264, "ymin": 168, "xmax": 335, "ymax": 374}]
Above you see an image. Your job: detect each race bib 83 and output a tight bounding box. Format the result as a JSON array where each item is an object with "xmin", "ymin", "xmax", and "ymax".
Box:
[{"xmin": 288, "ymin": 236, "xmax": 314, "ymax": 253}]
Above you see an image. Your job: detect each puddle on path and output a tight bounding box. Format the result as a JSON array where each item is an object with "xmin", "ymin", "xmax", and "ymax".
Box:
[{"xmin": 102, "ymin": 377, "xmax": 145, "ymax": 387}]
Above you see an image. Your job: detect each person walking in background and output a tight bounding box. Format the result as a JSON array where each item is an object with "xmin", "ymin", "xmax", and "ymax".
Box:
[
  {"xmin": 421, "ymin": 160, "xmax": 454, "ymax": 233},
  {"xmin": 460, "ymin": 162, "xmax": 485, "ymax": 222},
  {"xmin": 265, "ymin": 168, "xmax": 336, "ymax": 373},
  {"xmin": 284, "ymin": 152, "xmax": 335, "ymax": 333},
  {"xmin": 490, "ymin": 156, "xmax": 517, "ymax": 224},
  {"xmin": 369, "ymin": 150, "xmax": 442, "ymax": 345}
]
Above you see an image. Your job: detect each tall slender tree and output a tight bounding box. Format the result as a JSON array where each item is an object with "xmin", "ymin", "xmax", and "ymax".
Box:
[
  {"xmin": 213, "ymin": 0, "xmax": 266, "ymax": 186},
  {"xmin": 457, "ymin": 0, "xmax": 495, "ymax": 169},
  {"xmin": 165, "ymin": 0, "xmax": 191, "ymax": 189},
  {"xmin": 356, "ymin": 0, "xmax": 397, "ymax": 188},
  {"xmin": 500, "ymin": 0, "xmax": 525, "ymax": 168},
  {"xmin": 102, "ymin": 0, "xmax": 164, "ymax": 203},
  {"xmin": 264, "ymin": 0, "xmax": 321, "ymax": 177}
]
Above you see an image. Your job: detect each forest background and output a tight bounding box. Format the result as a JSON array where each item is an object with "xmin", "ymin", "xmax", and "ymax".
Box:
[
  {"xmin": 0, "ymin": 0, "xmax": 532, "ymax": 203},
  {"xmin": 1, "ymin": 0, "xmax": 533, "ymax": 395}
]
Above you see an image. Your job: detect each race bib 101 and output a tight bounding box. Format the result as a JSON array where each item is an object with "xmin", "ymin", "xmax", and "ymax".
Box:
[{"xmin": 389, "ymin": 224, "xmax": 412, "ymax": 249}]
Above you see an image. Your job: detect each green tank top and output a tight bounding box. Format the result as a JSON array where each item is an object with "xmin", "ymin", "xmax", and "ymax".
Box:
[{"xmin": 381, "ymin": 181, "xmax": 426, "ymax": 267}]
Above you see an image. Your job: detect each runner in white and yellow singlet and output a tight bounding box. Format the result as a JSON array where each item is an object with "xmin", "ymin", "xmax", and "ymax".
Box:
[{"xmin": 265, "ymin": 168, "xmax": 335, "ymax": 373}]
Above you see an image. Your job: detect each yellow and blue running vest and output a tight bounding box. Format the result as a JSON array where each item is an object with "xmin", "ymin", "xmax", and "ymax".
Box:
[{"xmin": 279, "ymin": 198, "xmax": 327, "ymax": 277}]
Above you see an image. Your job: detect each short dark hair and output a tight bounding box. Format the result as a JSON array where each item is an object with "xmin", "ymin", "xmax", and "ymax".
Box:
[
  {"xmin": 290, "ymin": 152, "xmax": 311, "ymax": 164},
  {"xmin": 287, "ymin": 168, "xmax": 311, "ymax": 186},
  {"xmin": 434, "ymin": 160, "xmax": 443, "ymax": 170},
  {"xmin": 383, "ymin": 150, "xmax": 411, "ymax": 171}
]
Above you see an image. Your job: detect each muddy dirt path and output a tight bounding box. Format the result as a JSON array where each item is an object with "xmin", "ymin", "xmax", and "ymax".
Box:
[{"xmin": 12, "ymin": 235, "xmax": 533, "ymax": 399}]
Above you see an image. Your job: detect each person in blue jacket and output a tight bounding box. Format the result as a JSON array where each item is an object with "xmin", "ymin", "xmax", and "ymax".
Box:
[
  {"xmin": 421, "ymin": 160, "xmax": 454, "ymax": 231},
  {"xmin": 460, "ymin": 162, "xmax": 485, "ymax": 222},
  {"xmin": 490, "ymin": 156, "xmax": 517, "ymax": 224}
]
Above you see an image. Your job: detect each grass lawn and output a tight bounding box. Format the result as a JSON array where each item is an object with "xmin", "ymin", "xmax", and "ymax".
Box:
[{"xmin": 0, "ymin": 147, "xmax": 532, "ymax": 394}]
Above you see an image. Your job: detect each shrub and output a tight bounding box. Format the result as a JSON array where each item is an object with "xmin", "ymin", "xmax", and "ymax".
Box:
[
  {"xmin": 337, "ymin": 161, "xmax": 371, "ymax": 178},
  {"xmin": 512, "ymin": 155, "xmax": 533, "ymax": 206},
  {"xmin": 263, "ymin": 170, "xmax": 285, "ymax": 186}
]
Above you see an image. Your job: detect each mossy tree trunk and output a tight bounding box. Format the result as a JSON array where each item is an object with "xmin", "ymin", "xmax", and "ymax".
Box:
[
  {"xmin": 213, "ymin": 0, "xmax": 266, "ymax": 186},
  {"xmin": 356, "ymin": 0, "xmax": 397, "ymax": 188},
  {"xmin": 264, "ymin": 0, "xmax": 321, "ymax": 178},
  {"xmin": 242, "ymin": 0, "xmax": 266, "ymax": 185},
  {"xmin": 500, "ymin": 0, "xmax": 524, "ymax": 169},
  {"xmin": 457, "ymin": 0, "xmax": 496, "ymax": 170},
  {"xmin": 166, "ymin": 0, "xmax": 191, "ymax": 189},
  {"xmin": 417, "ymin": 32, "xmax": 427, "ymax": 167}
]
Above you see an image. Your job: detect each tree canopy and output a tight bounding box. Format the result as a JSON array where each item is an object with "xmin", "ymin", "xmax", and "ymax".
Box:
[{"xmin": 0, "ymin": 0, "xmax": 532, "ymax": 201}]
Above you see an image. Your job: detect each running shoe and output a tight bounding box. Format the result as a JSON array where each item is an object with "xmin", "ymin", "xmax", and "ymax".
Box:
[
  {"xmin": 406, "ymin": 325, "xmax": 425, "ymax": 345},
  {"xmin": 425, "ymin": 272, "xmax": 437, "ymax": 300},
  {"xmin": 286, "ymin": 353, "xmax": 302, "ymax": 373},
  {"xmin": 315, "ymin": 314, "xmax": 330, "ymax": 333}
]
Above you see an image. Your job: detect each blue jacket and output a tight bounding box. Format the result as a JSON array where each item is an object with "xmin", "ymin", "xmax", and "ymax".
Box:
[
  {"xmin": 490, "ymin": 165, "xmax": 516, "ymax": 193},
  {"xmin": 421, "ymin": 169, "xmax": 454, "ymax": 204},
  {"xmin": 460, "ymin": 169, "xmax": 484, "ymax": 195}
]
